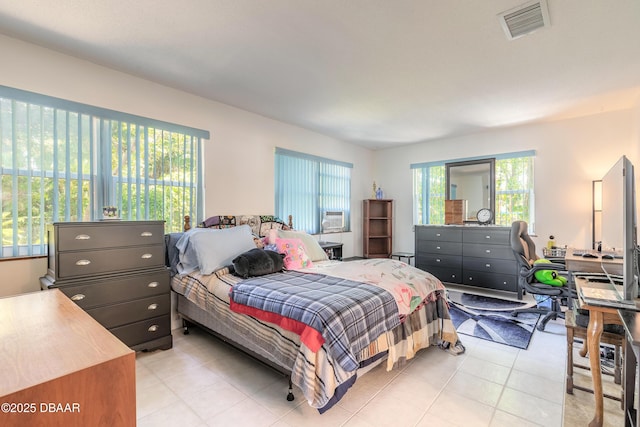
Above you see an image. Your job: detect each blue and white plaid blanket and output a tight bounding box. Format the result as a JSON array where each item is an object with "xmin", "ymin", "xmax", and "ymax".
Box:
[{"xmin": 229, "ymin": 270, "xmax": 401, "ymax": 372}]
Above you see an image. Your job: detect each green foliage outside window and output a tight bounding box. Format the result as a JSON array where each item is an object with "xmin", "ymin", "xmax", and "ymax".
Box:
[
  {"xmin": 1, "ymin": 95, "xmax": 202, "ymax": 258},
  {"xmin": 413, "ymin": 155, "xmax": 534, "ymax": 227}
]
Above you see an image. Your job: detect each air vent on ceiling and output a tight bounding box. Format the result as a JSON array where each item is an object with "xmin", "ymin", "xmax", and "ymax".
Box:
[{"xmin": 498, "ymin": 0, "xmax": 550, "ymax": 40}]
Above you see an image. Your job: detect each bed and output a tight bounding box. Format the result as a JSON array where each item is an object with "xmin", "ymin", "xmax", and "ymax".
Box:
[{"xmin": 166, "ymin": 215, "xmax": 463, "ymax": 413}]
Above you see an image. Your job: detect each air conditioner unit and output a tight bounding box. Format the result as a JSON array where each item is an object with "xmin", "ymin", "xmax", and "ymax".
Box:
[{"xmin": 322, "ymin": 211, "xmax": 344, "ymax": 233}]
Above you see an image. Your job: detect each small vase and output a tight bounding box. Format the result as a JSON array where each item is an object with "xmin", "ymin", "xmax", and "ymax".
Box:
[{"xmin": 375, "ymin": 187, "xmax": 383, "ymax": 199}]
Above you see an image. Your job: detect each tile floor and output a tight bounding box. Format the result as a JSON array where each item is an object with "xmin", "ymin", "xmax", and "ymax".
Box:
[{"xmin": 135, "ymin": 294, "xmax": 626, "ymax": 427}]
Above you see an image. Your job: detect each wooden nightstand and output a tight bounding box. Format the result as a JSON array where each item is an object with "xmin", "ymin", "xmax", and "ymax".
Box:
[{"xmin": 318, "ymin": 241, "xmax": 343, "ymax": 260}]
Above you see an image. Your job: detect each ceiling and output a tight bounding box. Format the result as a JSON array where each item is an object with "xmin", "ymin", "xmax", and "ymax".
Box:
[{"xmin": 1, "ymin": 1, "xmax": 640, "ymax": 150}]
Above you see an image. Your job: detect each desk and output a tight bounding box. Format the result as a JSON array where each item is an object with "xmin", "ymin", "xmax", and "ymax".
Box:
[
  {"xmin": 619, "ymin": 310, "xmax": 640, "ymax": 426},
  {"xmin": 575, "ymin": 277, "xmax": 625, "ymax": 427},
  {"xmin": 564, "ymin": 249, "xmax": 623, "ymax": 276}
]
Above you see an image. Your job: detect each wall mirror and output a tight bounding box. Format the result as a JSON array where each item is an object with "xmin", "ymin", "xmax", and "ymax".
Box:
[{"xmin": 445, "ymin": 158, "xmax": 495, "ymax": 223}]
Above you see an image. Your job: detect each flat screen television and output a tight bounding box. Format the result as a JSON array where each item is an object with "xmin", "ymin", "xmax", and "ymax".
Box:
[{"xmin": 600, "ymin": 155, "xmax": 639, "ymax": 301}]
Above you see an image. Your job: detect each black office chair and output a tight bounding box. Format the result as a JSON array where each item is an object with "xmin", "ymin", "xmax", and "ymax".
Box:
[{"xmin": 510, "ymin": 220, "xmax": 576, "ymax": 331}]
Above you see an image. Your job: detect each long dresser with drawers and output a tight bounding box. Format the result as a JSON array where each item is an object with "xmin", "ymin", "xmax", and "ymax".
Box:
[
  {"xmin": 415, "ymin": 225, "xmax": 521, "ymax": 298},
  {"xmin": 40, "ymin": 220, "xmax": 172, "ymax": 351}
]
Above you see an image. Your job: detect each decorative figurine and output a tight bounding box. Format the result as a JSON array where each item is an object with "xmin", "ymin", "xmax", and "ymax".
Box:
[{"xmin": 376, "ymin": 187, "xmax": 383, "ymax": 199}]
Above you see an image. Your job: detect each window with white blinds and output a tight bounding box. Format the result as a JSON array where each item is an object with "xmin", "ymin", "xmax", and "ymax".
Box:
[
  {"xmin": 275, "ymin": 148, "xmax": 352, "ymax": 234},
  {"xmin": 0, "ymin": 86, "xmax": 207, "ymax": 258},
  {"xmin": 411, "ymin": 151, "xmax": 535, "ymax": 230}
]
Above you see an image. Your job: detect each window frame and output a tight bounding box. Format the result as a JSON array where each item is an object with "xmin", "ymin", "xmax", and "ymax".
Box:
[
  {"xmin": 0, "ymin": 85, "xmax": 208, "ymax": 258},
  {"xmin": 412, "ymin": 150, "xmax": 535, "ymax": 230},
  {"xmin": 274, "ymin": 147, "xmax": 352, "ymax": 235}
]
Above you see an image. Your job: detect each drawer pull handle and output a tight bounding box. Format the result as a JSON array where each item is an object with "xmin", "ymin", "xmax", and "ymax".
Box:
[
  {"xmin": 141, "ymin": 231, "xmax": 153, "ymax": 237},
  {"xmin": 70, "ymin": 294, "xmax": 85, "ymax": 301},
  {"xmin": 485, "ymin": 235, "xmax": 491, "ymax": 239},
  {"xmin": 436, "ymin": 233, "xmax": 441, "ymax": 237},
  {"xmin": 141, "ymin": 253, "xmax": 153, "ymax": 259},
  {"xmin": 148, "ymin": 325, "xmax": 159, "ymax": 332},
  {"xmin": 435, "ymin": 258, "xmax": 441, "ymax": 262},
  {"xmin": 75, "ymin": 234, "xmax": 91, "ymax": 240},
  {"xmin": 485, "ymin": 249, "xmax": 491, "ymax": 253},
  {"xmin": 147, "ymin": 281, "xmax": 159, "ymax": 288},
  {"xmin": 147, "ymin": 303, "xmax": 158, "ymax": 310},
  {"xmin": 75, "ymin": 259, "xmax": 91, "ymax": 266},
  {"xmin": 485, "ymin": 263, "xmax": 491, "ymax": 268},
  {"xmin": 436, "ymin": 246, "xmax": 441, "ymax": 250}
]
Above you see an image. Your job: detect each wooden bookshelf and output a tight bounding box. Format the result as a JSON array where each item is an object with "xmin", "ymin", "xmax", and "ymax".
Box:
[{"xmin": 363, "ymin": 199, "xmax": 393, "ymax": 258}]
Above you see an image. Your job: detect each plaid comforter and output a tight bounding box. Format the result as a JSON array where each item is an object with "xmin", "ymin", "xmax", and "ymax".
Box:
[
  {"xmin": 229, "ymin": 271, "xmax": 401, "ymax": 372},
  {"xmin": 172, "ymin": 260, "xmax": 460, "ymax": 413}
]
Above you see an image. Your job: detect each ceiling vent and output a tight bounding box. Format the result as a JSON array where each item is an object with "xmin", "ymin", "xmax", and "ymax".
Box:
[{"xmin": 498, "ymin": 0, "xmax": 550, "ymax": 40}]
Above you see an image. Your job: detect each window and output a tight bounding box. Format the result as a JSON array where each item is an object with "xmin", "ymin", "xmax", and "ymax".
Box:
[
  {"xmin": 275, "ymin": 148, "xmax": 352, "ymax": 234},
  {"xmin": 0, "ymin": 86, "xmax": 208, "ymax": 258},
  {"xmin": 412, "ymin": 151, "xmax": 535, "ymax": 229}
]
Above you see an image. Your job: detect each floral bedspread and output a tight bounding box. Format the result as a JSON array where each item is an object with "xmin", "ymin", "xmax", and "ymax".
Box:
[{"xmin": 300, "ymin": 258, "xmax": 445, "ymax": 318}]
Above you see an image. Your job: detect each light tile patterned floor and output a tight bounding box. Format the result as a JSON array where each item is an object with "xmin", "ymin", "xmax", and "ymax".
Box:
[{"xmin": 135, "ymin": 303, "xmax": 624, "ymax": 427}]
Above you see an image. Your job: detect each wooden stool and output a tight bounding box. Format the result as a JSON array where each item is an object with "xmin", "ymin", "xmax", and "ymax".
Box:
[{"xmin": 565, "ymin": 310, "xmax": 625, "ymax": 402}]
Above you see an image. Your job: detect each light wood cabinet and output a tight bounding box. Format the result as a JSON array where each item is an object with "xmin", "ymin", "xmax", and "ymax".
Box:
[
  {"xmin": 0, "ymin": 289, "xmax": 136, "ymax": 426},
  {"xmin": 363, "ymin": 199, "xmax": 393, "ymax": 258}
]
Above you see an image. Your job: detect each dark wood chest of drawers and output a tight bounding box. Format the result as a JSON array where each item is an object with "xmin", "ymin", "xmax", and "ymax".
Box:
[
  {"xmin": 415, "ymin": 225, "xmax": 520, "ymax": 298},
  {"xmin": 40, "ymin": 221, "xmax": 172, "ymax": 351}
]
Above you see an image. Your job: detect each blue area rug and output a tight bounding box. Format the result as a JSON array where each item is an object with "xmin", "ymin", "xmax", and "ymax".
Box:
[{"xmin": 447, "ymin": 290, "xmax": 540, "ymax": 350}]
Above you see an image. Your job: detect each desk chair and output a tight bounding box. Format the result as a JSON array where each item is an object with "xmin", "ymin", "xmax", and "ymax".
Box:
[{"xmin": 510, "ymin": 220, "xmax": 577, "ymax": 331}]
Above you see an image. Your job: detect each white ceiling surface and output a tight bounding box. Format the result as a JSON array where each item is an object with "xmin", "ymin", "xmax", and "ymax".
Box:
[{"xmin": 1, "ymin": 1, "xmax": 640, "ymax": 150}]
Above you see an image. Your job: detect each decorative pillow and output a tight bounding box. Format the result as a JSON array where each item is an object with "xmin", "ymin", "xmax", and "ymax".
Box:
[
  {"xmin": 201, "ymin": 215, "xmax": 237, "ymax": 229},
  {"xmin": 164, "ymin": 232, "xmax": 184, "ymax": 276},
  {"xmin": 188, "ymin": 225, "xmax": 257, "ymax": 275},
  {"xmin": 232, "ymin": 248, "xmax": 285, "ymax": 279},
  {"xmin": 275, "ymin": 237, "xmax": 314, "ymax": 270},
  {"xmin": 175, "ymin": 228, "xmax": 209, "ymax": 275},
  {"xmin": 264, "ymin": 243, "xmax": 278, "ymax": 252},
  {"xmin": 276, "ymin": 229, "xmax": 329, "ymax": 262}
]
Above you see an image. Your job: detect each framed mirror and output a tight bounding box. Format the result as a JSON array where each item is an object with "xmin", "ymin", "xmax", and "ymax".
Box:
[{"xmin": 445, "ymin": 158, "xmax": 495, "ymax": 223}]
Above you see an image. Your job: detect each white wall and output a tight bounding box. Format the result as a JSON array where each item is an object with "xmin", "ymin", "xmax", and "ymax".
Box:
[
  {"xmin": 0, "ymin": 34, "xmax": 374, "ymax": 297},
  {"xmin": 374, "ymin": 108, "xmax": 640, "ymax": 253},
  {"xmin": 2, "ymin": 34, "xmax": 639, "ymax": 298}
]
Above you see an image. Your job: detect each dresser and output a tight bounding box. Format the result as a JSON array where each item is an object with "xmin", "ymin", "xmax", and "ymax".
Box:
[
  {"xmin": 415, "ymin": 225, "xmax": 520, "ymax": 298},
  {"xmin": 0, "ymin": 289, "xmax": 135, "ymax": 426},
  {"xmin": 40, "ymin": 221, "xmax": 172, "ymax": 351}
]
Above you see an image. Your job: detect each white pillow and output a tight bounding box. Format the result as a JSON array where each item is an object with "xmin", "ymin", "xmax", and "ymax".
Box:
[
  {"xmin": 179, "ymin": 225, "xmax": 257, "ymax": 275},
  {"xmin": 175, "ymin": 228, "xmax": 207, "ymax": 275},
  {"xmin": 276, "ymin": 229, "xmax": 329, "ymax": 262}
]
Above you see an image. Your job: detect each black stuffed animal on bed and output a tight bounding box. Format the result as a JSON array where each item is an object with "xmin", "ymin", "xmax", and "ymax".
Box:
[{"xmin": 232, "ymin": 248, "xmax": 285, "ymax": 279}]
